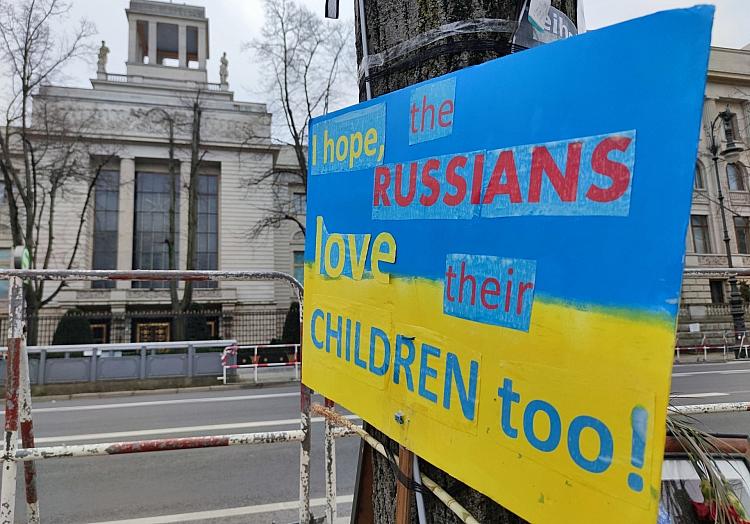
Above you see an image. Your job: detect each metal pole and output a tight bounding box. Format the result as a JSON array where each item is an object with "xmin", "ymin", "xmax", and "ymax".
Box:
[
  {"xmin": 19, "ymin": 334, "xmax": 39, "ymax": 523},
  {"xmin": 709, "ymin": 117, "xmax": 746, "ymax": 337},
  {"xmin": 324, "ymin": 398, "xmax": 337, "ymax": 523},
  {"xmin": 413, "ymin": 456, "xmax": 427, "ymax": 524},
  {"xmin": 1, "ymin": 277, "xmax": 23, "ymax": 523},
  {"xmin": 357, "ymin": 0, "xmax": 372, "ymax": 100},
  {"xmin": 312, "ymin": 404, "xmax": 481, "ymax": 524},
  {"xmin": 299, "ymin": 384, "xmax": 312, "ymax": 524}
]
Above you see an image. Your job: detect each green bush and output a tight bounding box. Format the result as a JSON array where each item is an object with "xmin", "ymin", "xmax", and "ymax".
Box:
[
  {"xmin": 184, "ymin": 314, "xmax": 212, "ymax": 341},
  {"xmin": 52, "ymin": 309, "xmax": 94, "ymax": 345},
  {"xmin": 281, "ymin": 302, "xmax": 300, "ymax": 344}
]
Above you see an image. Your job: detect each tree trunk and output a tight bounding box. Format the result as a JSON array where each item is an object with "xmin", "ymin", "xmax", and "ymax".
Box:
[
  {"xmin": 354, "ymin": 1, "xmax": 577, "ymax": 522},
  {"xmin": 25, "ymin": 287, "xmax": 40, "ymax": 346}
]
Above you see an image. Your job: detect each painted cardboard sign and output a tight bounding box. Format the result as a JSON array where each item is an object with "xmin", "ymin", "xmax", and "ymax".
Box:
[{"xmin": 303, "ymin": 7, "xmax": 712, "ymax": 523}]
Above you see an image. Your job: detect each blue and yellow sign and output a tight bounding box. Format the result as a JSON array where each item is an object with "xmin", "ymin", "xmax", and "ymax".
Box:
[{"xmin": 303, "ymin": 7, "xmax": 713, "ymax": 523}]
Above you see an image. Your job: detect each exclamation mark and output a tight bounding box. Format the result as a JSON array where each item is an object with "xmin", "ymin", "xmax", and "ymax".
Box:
[{"xmin": 628, "ymin": 406, "xmax": 649, "ymax": 492}]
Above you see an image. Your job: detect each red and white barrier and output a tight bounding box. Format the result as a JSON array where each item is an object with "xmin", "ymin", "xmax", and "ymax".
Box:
[
  {"xmin": 674, "ymin": 330, "xmax": 750, "ymax": 363},
  {"xmin": 220, "ymin": 344, "xmax": 300, "ymax": 384}
]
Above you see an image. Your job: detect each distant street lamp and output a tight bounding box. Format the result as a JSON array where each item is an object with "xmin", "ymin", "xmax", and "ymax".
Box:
[{"xmin": 708, "ymin": 107, "xmax": 747, "ymax": 338}]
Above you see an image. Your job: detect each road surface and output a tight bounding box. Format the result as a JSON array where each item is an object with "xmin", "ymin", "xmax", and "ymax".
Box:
[
  {"xmin": 1, "ymin": 358, "xmax": 750, "ymax": 522},
  {"xmin": 0, "ymin": 384, "xmax": 358, "ymax": 523},
  {"xmin": 671, "ymin": 358, "xmax": 750, "ymax": 435}
]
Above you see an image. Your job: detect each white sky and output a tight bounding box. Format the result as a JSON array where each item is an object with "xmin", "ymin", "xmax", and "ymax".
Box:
[{"xmin": 33, "ymin": 0, "xmax": 750, "ymax": 114}]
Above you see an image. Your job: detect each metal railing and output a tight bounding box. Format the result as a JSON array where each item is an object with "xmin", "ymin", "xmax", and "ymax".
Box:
[
  {"xmin": 673, "ymin": 330, "xmax": 750, "ymax": 362},
  {"xmin": 0, "ymin": 307, "xmax": 290, "ymax": 347},
  {"xmin": 0, "ymin": 269, "xmax": 330, "ymax": 524},
  {"xmin": 0, "ymin": 340, "xmax": 235, "ymax": 385},
  {"xmin": 220, "ymin": 343, "xmax": 300, "ymax": 385},
  {"xmin": 104, "ymin": 73, "xmax": 128, "ymax": 83}
]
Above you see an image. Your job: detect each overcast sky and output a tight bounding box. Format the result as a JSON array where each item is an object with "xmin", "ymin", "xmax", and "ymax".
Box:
[{"xmin": 48, "ymin": 0, "xmax": 750, "ymax": 118}]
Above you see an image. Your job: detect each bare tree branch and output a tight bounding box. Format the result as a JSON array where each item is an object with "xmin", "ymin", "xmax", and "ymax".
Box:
[
  {"xmin": 243, "ymin": 0, "xmax": 355, "ymax": 240},
  {"xmin": 0, "ymin": 0, "xmax": 102, "ymax": 342}
]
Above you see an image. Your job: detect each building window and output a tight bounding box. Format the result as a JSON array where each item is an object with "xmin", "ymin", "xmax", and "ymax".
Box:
[
  {"xmin": 694, "ymin": 162, "xmax": 705, "ymax": 190},
  {"xmin": 194, "ymin": 174, "xmax": 218, "ymax": 288},
  {"xmin": 0, "ymin": 248, "xmax": 10, "ymax": 299},
  {"xmin": 136, "ymin": 20, "xmax": 149, "ymax": 64},
  {"xmin": 92, "ymin": 171, "xmax": 119, "ymax": 289},
  {"xmin": 723, "ymin": 112, "xmax": 742, "ymax": 144},
  {"xmin": 156, "ymin": 22, "xmax": 179, "ymax": 66},
  {"xmin": 709, "ymin": 279, "xmax": 725, "ymax": 304},
  {"xmin": 186, "ymin": 26, "xmax": 199, "ymax": 68},
  {"xmin": 134, "ymin": 321, "xmax": 171, "ymax": 343},
  {"xmin": 293, "ymin": 251, "xmax": 304, "ymax": 284},
  {"xmin": 133, "ymin": 172, "xmax": 179, "ymax": 289},
  {"xmin": 690, "ymin": 215, "xmax": 711, "ymax": 254},
  {"xmin": 735, "ymin": 217, "xmax": 750, "ymax": 254},
  {"xmin": 90, "ymin": 322, "xmax": 110, "ymax": 344},
  {"xmin": 727, "ymin": 163, "xmax": 746, "ymax": 191},
  {"xmin": 292, "ymin": 192, "xmax": 306, "ymax": 214}
]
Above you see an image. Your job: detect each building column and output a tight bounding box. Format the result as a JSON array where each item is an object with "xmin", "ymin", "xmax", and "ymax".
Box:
[
  {"xmin": 178, "ymin": 24, "xmax": 187, "ymax": 68},
  {"xmin": 198, "ymin": 25, "xmax": 206, "ymax": 69},
  {"xmin": 703, "ymin": 97, "xmax": 728, "ymax": 257},
  {"xmin": 179, "ymin": 160, "xmax": 190, "ymax": 271},
  {"xmin": 128, "ymin": 19, "xmax": 137, "ymax": 63},
  {"xmin": 148, "ymin": 21, "xmax": 157, "ymax": 65},
  {"xmin": 117, "ymin": 157, "xmax": 136, "ymax": 290}
]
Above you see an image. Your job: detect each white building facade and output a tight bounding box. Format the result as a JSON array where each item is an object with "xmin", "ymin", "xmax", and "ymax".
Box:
[
  {"xmin": 680, "ymin": 45, "xmax": 750, "ymax": 339},
  {"xmin": 1, "ymin": 1, "xmax": 304, "ymax": 344}
]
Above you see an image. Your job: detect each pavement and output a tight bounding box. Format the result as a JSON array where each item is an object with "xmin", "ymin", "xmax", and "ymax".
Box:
[
  {"xmin": 0, "ymin": 384, "xmax": 359, "ymax": 524},
  {"xmin": 0, "ymin": 359, "xmax": 749, "ymax": 522},
  {"xmin": 671, "ymin": 358, "xmax": 750, "ymax": 436}
]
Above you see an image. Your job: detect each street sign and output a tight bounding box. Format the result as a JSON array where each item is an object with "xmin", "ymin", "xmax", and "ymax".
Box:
[
  {"xmin": 514, "ymin": 3, "xmax": 577, "ymax": 49},
  {"xmin": 303, "ymin": 7, "xmax": 713, "ymax": 523},
  {"xmin": 324, "ymin": 0, "xmax": 338, "ymax": 19}
]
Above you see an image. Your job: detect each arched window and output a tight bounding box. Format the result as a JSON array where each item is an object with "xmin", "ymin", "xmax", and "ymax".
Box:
[
  {"xmin": 694, "ymin": 162, "xmax": 705, "ymax": 190},
  {"xmin": 727, "ymin": 163, "xmax": 746, "ymax": 191}
]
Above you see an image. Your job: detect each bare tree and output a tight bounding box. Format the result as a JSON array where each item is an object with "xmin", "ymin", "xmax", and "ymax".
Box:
[
  {"xmin": 0, "ymin": 0, "xmax": 118, "ymax": 344},
  {"xmin": 245, "ymin": 0, "xmax": 355, "ymax": 238},
  {"xmin": 140, "ymin": 93, "xmax": 207, "ymax": 341}
]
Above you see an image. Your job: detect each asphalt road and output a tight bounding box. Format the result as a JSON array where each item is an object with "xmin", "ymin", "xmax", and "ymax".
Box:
[
  {"xmin": 0, "ymin": 383, "xmax": 359, "ymax": 524},
  {"xmin": 0, "ymin": 359, "xmax": 749, "ymax": 523},
  {"xmin": 671, "ymin": 358, "xmax": 750, "ymax": 436}
]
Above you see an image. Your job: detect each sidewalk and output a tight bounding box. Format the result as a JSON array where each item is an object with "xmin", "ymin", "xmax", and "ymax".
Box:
[{"xmin": 674, "ymin": 349, "xmax": 737, "ymax": 364}]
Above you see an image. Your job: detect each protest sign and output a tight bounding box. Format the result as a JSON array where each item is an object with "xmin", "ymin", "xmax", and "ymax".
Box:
[{"xmin": 303, "ymin": 7, "xmax": 713, "ymax": 522}]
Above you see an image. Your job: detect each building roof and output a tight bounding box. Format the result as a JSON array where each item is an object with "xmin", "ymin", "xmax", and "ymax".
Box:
[{"xmin": 126, "ymin": 0, "xmax": 206, "ymax": 22}]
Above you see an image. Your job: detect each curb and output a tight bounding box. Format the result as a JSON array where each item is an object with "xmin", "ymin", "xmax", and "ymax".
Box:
[{"xmin": 33, "ymin": 379, "xmax": 299, "ymax": 403}]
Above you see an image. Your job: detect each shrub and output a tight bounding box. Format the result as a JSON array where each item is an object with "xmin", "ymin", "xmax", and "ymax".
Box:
[
  {"xmin": 281, "ymin": 302, "xmax": 300, "ymax": 344},
  {"xmin": 52, "ymin": 309, "xmax": 94, "ymax": 345}
]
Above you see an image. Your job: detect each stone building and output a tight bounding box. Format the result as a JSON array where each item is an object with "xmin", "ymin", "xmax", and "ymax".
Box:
[
  {"xmin": 679, "ymin": 44, "xmax": 750, "ymax": 339},
  {"xmin": 0, "ymin": 0, "xmax": 305, "ymax": 344}
]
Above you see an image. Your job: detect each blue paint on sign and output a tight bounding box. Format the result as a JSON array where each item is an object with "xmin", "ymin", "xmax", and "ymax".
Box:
[
  {"xmin": 409, "ymin": 77, "xmax": 456, "ymax": 145},
  {"xmin": 372, "ymin": 151, "xmax": 482, "ymax": 220},
  {"xmin": 310, "ymin": 103, "xmax": 386, "ymax": 175},
  {"xmin": 480, "ymin": 131, "xmax": 636, "ymax": 217},
  {"xmin": 443, "ymin": 254, "xmax": 537, "ymax": 332}
]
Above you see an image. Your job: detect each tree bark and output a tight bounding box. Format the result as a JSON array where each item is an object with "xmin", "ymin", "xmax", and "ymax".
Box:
[{"xmin": 354, "ymin": 1, "xmax": 576, "ymax": 522}]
